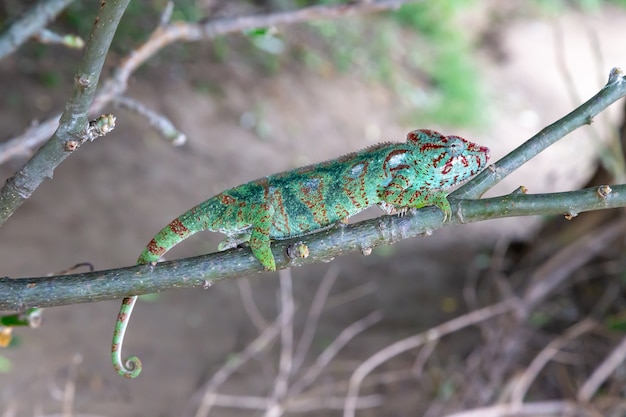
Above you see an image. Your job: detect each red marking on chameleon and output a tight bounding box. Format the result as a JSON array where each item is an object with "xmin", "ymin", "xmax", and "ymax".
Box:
[
  {"xmin": 343, "ymin": 160, "xmax": 370, "ymax": 209},
  {"xmin": 335, "ymin": 204, "xmax": 350, "ymax": 219},
  {"xmin": 442, "ymin": 165, "xmax": 451, "ymax": 174},
  {"xmin": 419, "ymin": 143, "xmax": 445, "ymax": 153},
  {"xmin": 169, "ymin": 218, "xmax": 189, "ymax": 237},
  {"xmin": 147, "ymin": 239, "xmax": 167, "ymax": 257},
  {"xmin": 271, "ymin": 190, "xmax": 290, "ymax": 235},
  {"xmin": 431, "ymin": 154, "xmax": 446, "ymax": 167},
  {"xmin": 219, "ymin": 194, "xmax": 237, "ymax": 205}
]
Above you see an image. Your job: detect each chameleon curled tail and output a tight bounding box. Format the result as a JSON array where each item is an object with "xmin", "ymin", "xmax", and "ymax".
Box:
[
  {"xmin": 111, "ymin": 218, "xmax": 196, "ymax": 378},
  {"xmin": 111, "ymin": 129, "xmax": 491, "ymax": 378}
]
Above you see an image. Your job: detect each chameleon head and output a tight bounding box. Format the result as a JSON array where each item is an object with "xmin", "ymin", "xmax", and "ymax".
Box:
[{"xmin": 406, "ymin": 129, "xmax": 490, "ymax": 189}]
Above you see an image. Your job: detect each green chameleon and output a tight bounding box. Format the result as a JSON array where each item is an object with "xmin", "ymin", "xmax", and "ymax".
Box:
[{"xmin": 112, "ymin": 129, "xmax": 490, "ymax": 378}]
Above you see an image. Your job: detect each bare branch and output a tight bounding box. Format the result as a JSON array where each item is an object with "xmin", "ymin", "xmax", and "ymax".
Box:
[
  {"xmin": 442, "ymin": 400, "xmax": 584, "ymax": 417},
  {"xmin": 191, "ymin": 314, "xmax": 284, "ymax": 417},
  {"xmin": 0, "ymin": 0, "xmax": 76, "ymax": 60},
  {"xmin": 2, "ymin": 184, "xmax": 626, "ymax": 311},
  {"xmin": 289, "ymin": 310, "xmax": 383, "ymax": 398},
  {"xmin": 33, "ymin": 29, "xmax": 84, "ymax": 49},
  {"xmin": 343, "ymin": 301, "xmax": 515, "ymax": 417},
  {"xmin": 264, "ymin": 269, "xmax": 296, "ymax": 417},
  {"xmin": 237, "ymin": 278, "xmax": 269, "ymax": 332},
  {"xmin": 521, "ymin": 217, "xmax": 626, "ymax": 314},
  {"xmin": 0, "ymin": 0, "xmax": 130, "ymax": 225},
  {"xmin": 113, "ymin": 96, "xmax": 186, "ymax": 146},
  {"xmin": 509, "ymin": 318, "xmax": 597, "ymax": 405},
  {"xmin": 454, "ymin": 67, "xmax": 626, "ymax": 199},
  {"xmin": 578, "ymin": 335, "xmax": 626, "ymax": 402},
  {"xmin": 292, "ymin": 265, "xmax": 340, "ymax": 373},
  {"xmin": 0, "ymin": 0, "xmax": 414, "ymax": 165}
]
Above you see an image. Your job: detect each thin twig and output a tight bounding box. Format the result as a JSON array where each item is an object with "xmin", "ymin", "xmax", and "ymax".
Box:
[
  {"xmin": 191, "ymin": 313, "xmax": 283, "ymax": 417},
  {"xmin": 113, "ymin": 96, "xmax": 186, "ymax": 146},
  {"xmin": 0, "ymin": 0, "xmax": 130, "ymax": 225},
  {"xmin": 521, "ymin": 217, "xmax": 626, "ymax": 314},
  {"xmin": 0, "ymin": 0, "xmax": 413, "ymax": 164},
  {"xmin": 343, "ymin": 301, "xmax": 515, "ymax": 417},
  {"xmin": 264, "ymin": 269, "xmax": 296, "ymax": 417},
  {"xmin": 289, "ymin": 310, "xmax": 383, "ymax": 398},
  {"xmin": 0, "ymin": 0, "xmax": 76, "ymax": 60},
  {"xmin": 325, "ymin": 281, "xmax": 377, "ymax": 310},
  {"xmin": 186, "ymin": 392, "xmax": 382, "ymax": 412},
  {"xmin": 578, "ymin": 335, "xmax": 626, "ymax": 402},
  {"xmin": 442, "ymin": 400, "xmax": 584, "ymax": 417},
  {"xmin": 454, "ymin": 67, "xmax": 626, "ymax": 200},
  {"xmin": 33, "ymin": 29, "xmax": 84, "ymax": 49},
  {"xmin": 292, "ymin": 265, "xmax": 340, "ymax": 373},
  {"xmin": 510, "ymin": 318, "xmax": 597, "ymax": 405},
  {"xmin": 237, "ymin": 278, "xmax": 269, "ymax": 332}
]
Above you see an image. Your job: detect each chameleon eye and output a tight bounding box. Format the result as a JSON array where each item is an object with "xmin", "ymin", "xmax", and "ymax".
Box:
[{"xmin": 447, "ymin": 137, "xmax": 466, "ymax": 157}]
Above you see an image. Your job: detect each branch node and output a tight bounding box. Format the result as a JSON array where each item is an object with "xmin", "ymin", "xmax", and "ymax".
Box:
[
  {"xmin": 287, "ymin": 242, "xmax": 310, "ymax": 259},
  {"xmin": 608, "ymin": 67, "xmax": 625, "ymax": 85},
  {"xmin": 597, "ymin": 184, "xmax": 612, "ymax": 199},
  {"xmin": 64, "ymin": 140, "xmax": 79, "ymax": 152},
  {"xmin": 511, "ymin": 185, "xmax": 528, "ymax": 195},
  {"xmin": 75, "ymin": 74, "xmax": 91, "ymax": 90},
  {"xmin": 86, "ymin": 114, "xmax": 116, "ymax": 141}
]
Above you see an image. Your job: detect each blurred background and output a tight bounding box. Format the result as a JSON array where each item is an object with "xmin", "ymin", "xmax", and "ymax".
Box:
[{"xmin": 1, "ymin": 0, "xmax": 626, "ymax": 415}]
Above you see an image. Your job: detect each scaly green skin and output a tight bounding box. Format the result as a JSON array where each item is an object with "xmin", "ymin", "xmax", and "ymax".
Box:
[{"xmin": 112, "ymin": 129, "xmax": 490, "ymax": 378}]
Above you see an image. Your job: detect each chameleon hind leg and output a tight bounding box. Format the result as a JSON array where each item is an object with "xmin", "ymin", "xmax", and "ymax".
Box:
[
  {"xmin": 217, "ymin": 203, "xmax": 276, "ymax": 271},
  {"xmin": 248, "ymin": 203, "xmax": 276, "ymax": 271},
  {"xmin": 111, "ymin": 295, "xmax": 142, "ymax": 378}
]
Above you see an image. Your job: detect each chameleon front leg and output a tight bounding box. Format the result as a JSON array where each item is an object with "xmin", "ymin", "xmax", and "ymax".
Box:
[
  {"xmin": 381, "ymin": 177, "xmax": 452, "ymax": 220},
  {"xmin": 111, "ymin": 295, "xmax": 142, "ymax": 378}
]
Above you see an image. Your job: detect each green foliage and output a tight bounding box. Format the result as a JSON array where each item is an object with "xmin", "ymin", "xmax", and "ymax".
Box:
[
  {"xmin": 392, "ymin": 1, "xmax": 485, "ymax": 126},
  {"xmin": 608, "ymin": 0, "xmax": 626, "ymax": 8},
  {"xmin": 280, "ymin": 0, "xmax": 487, "ymax": 126},
  {"xmin": 56, "ymin": 0, "xmax": 487, "ymax": 127},
  {"xmin": 532, "ymin": 0, "xmax": 626, "ymax": 12}
]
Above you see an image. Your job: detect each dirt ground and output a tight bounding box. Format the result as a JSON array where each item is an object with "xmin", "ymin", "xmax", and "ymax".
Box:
[{"xmin": 1, "ymin": 4, "xmax": 626, "ymax": 416}]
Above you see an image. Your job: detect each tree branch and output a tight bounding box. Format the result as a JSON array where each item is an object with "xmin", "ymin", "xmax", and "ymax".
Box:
[
  {"xmin": 0, "ymin": 0, "xmax": 130, "ymax": 225},
  {"xmin": 454, "ymin": 67, "xmax": 626, "ymax": 199},
  {"xmin": 0, "ymin": 0, "xmax": 76, "ymax": 61},
  {"xmin": 1, "ymin": 183, "xmax": 625, "ymax": 311},
  {"xmin": 0, "ymin": 0, "xmax": 414, "ymax": 165}
]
